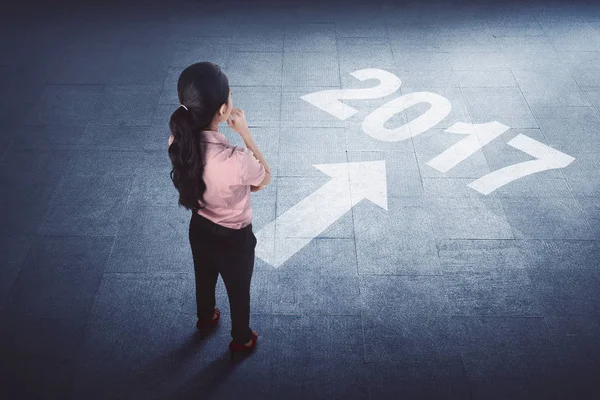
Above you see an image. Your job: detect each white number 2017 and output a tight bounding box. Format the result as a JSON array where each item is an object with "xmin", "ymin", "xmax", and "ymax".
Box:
[{"xmin": 301, "ymin": 68, "xmax": 575, "ymax": 195}]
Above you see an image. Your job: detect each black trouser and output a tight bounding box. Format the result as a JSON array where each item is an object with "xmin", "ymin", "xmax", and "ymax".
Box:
[{"xmin": 188, "ymin": 211, "xmax": 256, "ymax": 345}]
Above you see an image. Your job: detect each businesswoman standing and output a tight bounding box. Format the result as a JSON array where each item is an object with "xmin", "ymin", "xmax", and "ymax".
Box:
[{"xmin": 167, "ymin": 62, "xmax": 271, "ymax": 354}]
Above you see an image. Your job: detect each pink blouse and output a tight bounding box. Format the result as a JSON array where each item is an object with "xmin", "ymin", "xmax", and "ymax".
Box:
[{"xmin": 193, "ymin": 130, "xmax": 266, "ymax": 229}]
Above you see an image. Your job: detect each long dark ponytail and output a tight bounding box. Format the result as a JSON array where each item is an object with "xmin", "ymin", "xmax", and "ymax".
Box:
[{"xmin": 168, "ymin": 62, "xmax": 230, "ymax": 211}]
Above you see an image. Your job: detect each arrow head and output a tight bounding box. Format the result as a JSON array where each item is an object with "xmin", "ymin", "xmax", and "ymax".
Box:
[{"xmin": 312, "ymin": 160, "xmax": 388, "ymax": 210}]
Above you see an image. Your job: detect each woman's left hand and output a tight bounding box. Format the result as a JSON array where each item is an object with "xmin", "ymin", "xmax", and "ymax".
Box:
[{"xmin": 251, "ymin": 185, "xmax": 265, "ymax": 192}]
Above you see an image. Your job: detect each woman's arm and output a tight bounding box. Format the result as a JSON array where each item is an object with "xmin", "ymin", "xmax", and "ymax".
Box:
[
  {"xmin": 227, "ymin": 108, "xmax": 271, "ymax": 188},
  {"xmin": 239, "ymin": 131, "xmax": 271, "ymax": 188}
]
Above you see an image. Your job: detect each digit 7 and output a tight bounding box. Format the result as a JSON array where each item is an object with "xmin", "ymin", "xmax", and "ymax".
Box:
[{"xmin": 468, "ymin": 134, "xmax": 575, "ymax": 195}]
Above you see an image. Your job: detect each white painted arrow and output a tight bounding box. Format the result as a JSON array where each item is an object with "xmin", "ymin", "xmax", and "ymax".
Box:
[{"xmin": 255, "ymin": 160, "xmax": 388, "ymax": 268}]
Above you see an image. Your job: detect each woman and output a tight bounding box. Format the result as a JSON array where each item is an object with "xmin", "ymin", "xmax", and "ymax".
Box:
[{"xmin": 167, "ymin": 62, "xmax": 271, "ymax": 354}]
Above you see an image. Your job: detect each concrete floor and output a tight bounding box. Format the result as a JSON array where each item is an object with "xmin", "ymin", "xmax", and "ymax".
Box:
[{"xmin": 1, "ymin": 0, "xmax": 600, "ymax": 399}]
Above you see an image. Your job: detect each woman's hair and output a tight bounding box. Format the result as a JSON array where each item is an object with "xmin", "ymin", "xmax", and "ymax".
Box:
[{"xmin": 168, "ymin": 62, "xmax": 229, "ymax": 211}]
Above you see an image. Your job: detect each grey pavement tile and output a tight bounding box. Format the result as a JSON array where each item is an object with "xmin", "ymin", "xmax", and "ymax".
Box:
[
  {"xmin": 0, "ymin": 82, "xmax": 43, "ymax": 126},
  {"xmin": 231, "ymin": 23, "xmax": 284, "ymax": 52},
  {"xmin": 353, "ymin": 201, "xmax": 440, "ymax": 275},
  {"xmin": 389, "ymin": 30, "xmax": 499, "ymax": 54},
  {"xmin": 229, "ymin": 87, "xmax": 282, "ymax": 127},
  {"xmin": 269, "ymin": 238, "xmax": 358, "ymax": 276},
  {"xmin": 39, "ymin": 174, "xmax": 132, "ymax": 236},
  {"xmin": 499, "ymin": 38, "xmax": 570, "ymax": 70},
  {"xmin": 451, "ymin": 316, "xmax": 563, "ymax": 398},
  {"xmin": 581, "ymin": 86, "xmax": 600, "ymax": 115},
  {"xmin": 0, "ymin": 171, "xmax": 63, "ymax": 236},
  {"xmin": 272, "ymin": 356, "xmax": 370, "ymax": 400},
  {"xmin": 128, "ymin": 166, "xmax": 181, "ymax": 207},
  {"xmin": 244, "ymin": 126, "xmax": 280, "ymax": 155},
  {"xmin": 338, "ymin": 37, "xmax": 394, "ymax": 66},
  {"xmin": 0, "ymin": 310, "xmax": 88, "ymax": 361},
  {"xmin": 336, "ymin": 20, "xmax": 387, "ymax": 38},
  {"xmin": 528, "ymin": 266, "xmax": 600, "ymax": 317},
  {"xmin": 559, "ymin": 150, "xmax": 600, "ymax": 179},
  {"xmin": 512, "ymin": 68, "xmax": 590, "ymax": 107},
  {"xmin": 106, "ymin": 205, "xmax": 192, "ymax": 273},
  {"xmin": 226, "ymin": 52, "xmax": 283, "ymax": 86},
  {"xmin": 283, "ymin": 51, "xmax": 339, "ymax": 87},
  {"xmin": 461, "ymin": 87, "xmax": 538, "ymax": 128},
  {"xmin": 443, "ymin": 268, "xmax": 542, "ymax": 317},
  {"xmin": 281, "ymin": 87, "xmax": 347, "ymax": 128},
  {"xmin": 269, "ymin": 272, "xmax": 361, "ymax": 315},
  {"xmin": 65, "ymin": 149, "xmax": 145, "ymax": 176},
  {"xmin": 360, "ymin": 275, "xmax": 456, "ymax": 361},
  {"xmin": 71, "ymin": 273, "xmax": 196, "ymax": 400},
  {"xmin": 90, "ymin": 84, "xmax": 162, "ymax": 127},
  {"xmin": 167, "ymin": 18, "xmax": 233, "ymax": 38},
  {"xmin": 575, "ymin": 196, "xmax": 600, "ymax": 234},
  {"xmin": 170, "ymin": 38, "xmax": 229, "ymax": 69},
  {"xmin": 423, "ymin": 177, "xmax": 489, "ymax": 199},
  {"xmin": 4, "ymin": 235, "xmax": 112, "ymax": 320},
  {"xmin": 516, "ymin": 239, "xmax": 600, "ymax": 275},
  {"xmin": 0, "ymin": 148, "xmax": 73, "ymax": 176},
  {"xmin": 502, "ymin": 196, "xmax": 596, "ymax": 240},
  {"xmin": 107, "ymin": 44, "xmax": 175, "ymax": 86},
  {"xmin": 487, "ymin": 25, "xmax": 546, "ymax": 38},
  {"xmin": 77, "ymin": 125, "xmax": 151, "ymax": 151},
  {"xmin": 277, "ymin": 151, "xmax": 348, "ymax": 176},
  {"xmin": 448, "ymin": 52, "xmax": 509, "ymax": 71},
  {"xmin": 279, "ymin": 126, "xmax": 345, "ymax": 153},
  {"xmin": 427, "ymin": 197, "xmax": 514, "ymax": 240},
  {"xmin": 26, "ymin": 84, "xmax": 104, "ymax": 126},
  {"xmin": 543, "ymin": 314, "xmax": 600, "ymax": 397},
  {"xmin": 39, "ymin": 202, "xmax": 128, "ymax": 237},
  {"xmin": 454, "ymin": 70, "xmax": 518, "ymax": 88},
  {"xmin": 570, "ymin": 67, "xmax": 600, "ymax": 87},
  {"xmin": 436, "ymin": 239, "xmax": 528, "ymax": 273},
  {"xmin": 158, "ymin": 66, "xmax": 182, "ymax": 105},
  {"xmin": 0, "ymin": 234, "xmax": 32, "ymax": 311},
  {"xmin": 283, "ymin": 23, "xmax": 337, "ymax": 53},
  {"xmin": 138, "ymin": 148, "xmax": 176, "ymax": 175},
  {"xmin": 560, "ymin": 51, "xmax": 600, "ymax": 69},
  {"xmin": 543, "ymin": 22, "xmax": 600, "ymax": 52},
  {"xmin": 249, "ymin": 194, "xmax": 276, "ymax": 235},
  {"xmin": 49, "ymin": 174, "xmax": 133, "ymax": 208},
  {"xmin": 48, "ymin": 49, "xmax": 119, "ymax": 85},
  {"xmin": 143, "ymin": 122, "xmax": 173, "ymax": 151},
  {"xmin": 392, "ymin": 68, "xmax": 457, "ymax": 88},
  {"xmin": 392, "ymin": 52, "xmax": 454, "ymax": 71},
  {"xmin": 366, "ymin": 358, "xmax": 470, "ymax": 399},
  {"xmin": 0, "ymin": 354, "xmax": 75, "ymax": 400},
  {"xmin": 347, "ymin": 150, "xmax": 420, "ymax": 178},
  {"xmin": 9, "ymin": 125, "xmax": 85, "ymax": 150}
]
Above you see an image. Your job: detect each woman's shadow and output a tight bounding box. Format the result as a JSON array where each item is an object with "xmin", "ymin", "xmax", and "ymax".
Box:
[{"xmin": 129, "ymin": 327, "xmax": 253, "ymax": 400}]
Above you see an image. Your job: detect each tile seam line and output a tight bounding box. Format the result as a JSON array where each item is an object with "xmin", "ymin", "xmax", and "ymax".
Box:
[{"xmin": 510, "ymin": 67, "xmax": 593, "ymax": 235}]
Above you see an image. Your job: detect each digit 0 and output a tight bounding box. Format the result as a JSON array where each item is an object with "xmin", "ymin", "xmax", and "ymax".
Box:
[{"xmin": 362, "ymin": 92, "xmax": 452, "ymax": 142}]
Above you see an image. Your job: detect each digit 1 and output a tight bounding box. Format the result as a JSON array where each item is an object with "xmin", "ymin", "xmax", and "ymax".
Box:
[
  {"xmin": 362, "ymin": 92, "xmax": 452, "ymax": 142},
  {"xmin": 426, "ymin": 121, "xmax": 510, "ymax": 173},
  {"xmin": 468, "ymin": 134, "xmax": 576, "ymax": 195},
  {"xmin": 300, "ymin": 68, "xmax": 402, "ymax": 120}
]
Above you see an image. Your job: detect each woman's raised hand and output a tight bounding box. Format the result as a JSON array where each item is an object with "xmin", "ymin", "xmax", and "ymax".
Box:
[{"xmin": 227, "ymin": 108, "xmax": 250, "ymax": 136}]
